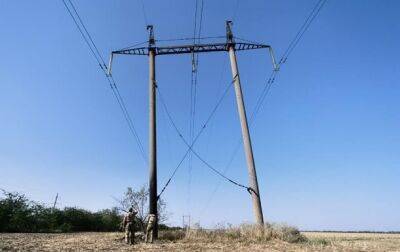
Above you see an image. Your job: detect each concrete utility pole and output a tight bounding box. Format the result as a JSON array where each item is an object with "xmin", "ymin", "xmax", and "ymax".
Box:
[
  {"xmin": 147, "ymin": 25, "xmax": 158, "ymax": 239},
  {"xmin": 108, "ymin": 21, "xmax": 278, "ymax": 237},
  {"xmin": 226, "ymin": 21, "xmax": 264, "ymax": 225}
]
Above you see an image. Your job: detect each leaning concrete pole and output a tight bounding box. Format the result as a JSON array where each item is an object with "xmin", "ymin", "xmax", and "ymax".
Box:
[
  {"xmin": 147, "ymin": 25, "xmax": 158, "ymax": 239},
  {"xmin": 226, "ymin": 21, "xmax": 264, "ymax": 225}
]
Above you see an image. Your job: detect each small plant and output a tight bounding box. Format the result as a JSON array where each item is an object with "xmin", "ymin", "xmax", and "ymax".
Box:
[{"xmin": 272, "ymin": 224, "xmax": 307, "ymax": 243}]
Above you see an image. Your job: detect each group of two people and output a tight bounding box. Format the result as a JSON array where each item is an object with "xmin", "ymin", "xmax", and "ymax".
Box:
[{"xmin": 122, "ymin": 207, "xmax": 157, "ymax": 245}]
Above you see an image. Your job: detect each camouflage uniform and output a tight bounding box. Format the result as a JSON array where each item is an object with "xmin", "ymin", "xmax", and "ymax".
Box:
[
  {"xmin": 123, "ymin": 208, "xmax": 136, "ymax": 245},
  {"xmin": 145, "ymin": 214, "xmax": 157, "ymax": 243}
]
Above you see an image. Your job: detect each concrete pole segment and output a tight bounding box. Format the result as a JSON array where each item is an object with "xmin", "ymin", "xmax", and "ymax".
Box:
[
  {"xmin": 148, "ymin": 48, "xmax": 158, "ymax": 239},
  {"xmin": 228, "ymin": 45, "xmax": 264, "ymax": 225}
]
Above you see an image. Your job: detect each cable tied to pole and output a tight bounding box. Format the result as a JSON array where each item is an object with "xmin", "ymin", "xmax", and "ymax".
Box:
[{"xmin": 156, "ymin": 74, "xmax": 259, "ymax": 199}]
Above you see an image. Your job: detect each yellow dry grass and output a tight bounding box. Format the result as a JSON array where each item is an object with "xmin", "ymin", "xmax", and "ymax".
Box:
[
  {"xmin": 303, "ymin": 232, "xmax": 400, "ymax": 251},
  {"xmin": 0, "ymin": 231, "xmax": 399, "ymax": 251}
]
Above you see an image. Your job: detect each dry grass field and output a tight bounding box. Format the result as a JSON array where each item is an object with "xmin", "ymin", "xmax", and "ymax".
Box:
[
  {"xmin": 1, "ymin": 231, "xmax": 400, "ymax": 251},
  {"xmin": 303, "ymin": 232, "xmax": 400, "ymax": 252}
]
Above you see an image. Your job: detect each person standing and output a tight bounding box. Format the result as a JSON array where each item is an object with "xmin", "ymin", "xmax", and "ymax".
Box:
[{"xmin": 123, "ymin": 208, "xmax": 137, "ymax": 245}]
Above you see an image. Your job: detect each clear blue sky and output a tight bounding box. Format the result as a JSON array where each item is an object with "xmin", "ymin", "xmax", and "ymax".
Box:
[{"xmin": 1, "ymin": 0, "xmax": 399, "ymax": 231}]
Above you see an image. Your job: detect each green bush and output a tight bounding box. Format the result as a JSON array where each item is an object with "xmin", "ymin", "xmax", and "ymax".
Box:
[{"xmin": 0, "ymin": 190, "xmax": 34, "ymax": 232}]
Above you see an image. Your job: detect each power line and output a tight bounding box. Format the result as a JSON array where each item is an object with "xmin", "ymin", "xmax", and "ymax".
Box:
[
  {"xmin": 62, "ymin": 0, "xmax": 104, "ymax": 70},
  {"xmin": 118, "ymin": 41, "xmax": 149, "ymax": 51},
  {"xmin": 66, "ymin": 0, "xmax": 107, "ymax": 68},
  {"xmin": 200, "ymin": 70, "xmax": 275, "ymax": 215},
  {"xmin": 187, "ymin": 0, "xmax": 199, "ymax": 212},
  {"xmin": 232, "ymin": 0, "xmax": 240, "ymax": 22},
  {"xmin": 280, "ymin": 0, "xmax": 328, "ymax": 64},
  {"xmin": 140, "ymin": 0, "xmax": 149, "ymax": 26},
  {"xmin": 188, "ymin": 0, "xmax": 198, "ymax": 204},
  {"xmin": 159, "ymin": 94, "xmax": 174, "ymax": 166},
  {"xmin": 157, "ymin": 83, "xmax": 255, "ymax": 196},
  {"xmin": 249, "ymin": 0, "xmax": 329, "ymax": 125},
  {"xmin": 109, "ymin": 76, "xmax": 148, "ymax": 163},
  {"xmin": 188, "ymin": 0, "xmax": 205, "ymax": 213},
  {"xmin": 248, "ymin": 0, "xmax": 329, "ymax": 129},
  {"xmin": 193, "ymin": 0, "xmax": 199, "ymax": 43},
  {"xmin": 234, "ymin": 36, "xmax": 262, "ymax": 45},
  {"xmin": 203, "ymin": 57, "xmax": 228, "ymax": 158},
  {"xmin": 157, "ymin": 75, "xmax": 237, "ymax": 199},
  {"xmin": 62, "ymin": 0, "xmax": 148, "ymax": 165}
]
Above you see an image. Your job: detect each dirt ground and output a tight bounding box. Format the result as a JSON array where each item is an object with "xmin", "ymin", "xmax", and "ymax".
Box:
[{"xmin": 0, "ymin": 232, "xmax": 399, "ymax": 251}]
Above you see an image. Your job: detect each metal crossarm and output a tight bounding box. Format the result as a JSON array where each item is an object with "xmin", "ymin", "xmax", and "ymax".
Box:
[
  {"xmin": 114, "ymin": 47, "xmax": 148, "ymax": 55},
  {"xmin": 112, "ymin": 42, "xmax": 271, "ymax": 56}
]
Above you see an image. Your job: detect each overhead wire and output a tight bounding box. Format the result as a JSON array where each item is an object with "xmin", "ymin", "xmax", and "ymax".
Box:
[
  {"xmin": 203, "ymin": 57, "xmax": 228, "ymax": 157},
  {"xmin": 159, "ymin": 93, "xmax": 174, "ymax": 166},
  {"xmin": 67, "ymin": 0, "xmax": 108, "ymax": 69},
  {"xmin": 118, "ymin": 41, "xmax": 149, "ymax": 51},
  {"xmin": 109, "ymin": 76, "xmax": 148, "ymax": 164},
  {"xmin": 250, "ymin": 0, "xmax": 329, "ymax": 126},
  {"xmin": 199, "ymin": 0, "xmax": 246, "ymax": 216},
  {"xmin": 234, "ymin": 36, "xmax": 263, "ymax": 45},
  {"xmin": 140, "ymin": 0, "xmax": 149, "ymax": 26},
  {"xmin": 62, "ymin": 0, "xmax": 105, "ymax": 70},
  {"xmin": 157, "ymin": 81, "xmax": 256, "ymax": 196},
  {"xmin": 280, "ymin": 0, "xmax": 328, "ymax": 64},
  {"xmin": 200, "ymin": 70, "xmax": 275, "ymax": 215},
  {"xmin": 231, "ymin": 0, "xmax": 240, "ymax": 22},
  {"xmin": 187, "ymin": 0, "xmax": 204, "ymax": 214},
  {"xmin": 187, "ymin": 0, "xmax": 200, "ymax": 210},
  {"xmin": 157, "ymin": 75, "xmax": 237, "ymax": 199},
  {"xmin": 62, "ymin": 0, "xmax": 148, "ymax": 165}
]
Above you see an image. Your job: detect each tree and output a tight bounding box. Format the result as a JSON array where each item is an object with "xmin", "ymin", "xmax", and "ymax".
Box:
[
  {"xmin": 0, "ymin": 190, "xmax": 34, "ymax": 232},
  {"xmin": 116, "ymin": 185, "xmax": 168, "ymax": 231}
]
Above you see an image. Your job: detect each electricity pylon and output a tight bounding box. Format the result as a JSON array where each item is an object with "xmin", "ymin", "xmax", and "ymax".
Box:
[{"xmin": 108, "ymin": 21, "xmax": 278, "ymax": 239}]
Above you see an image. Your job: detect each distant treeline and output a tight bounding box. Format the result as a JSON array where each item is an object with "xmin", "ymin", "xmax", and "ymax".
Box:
[
  {"xmin": 0, "ymin": 190, "xmax": 122, "ymax": 233},
  {"xmin": 0, "ymin": 190, "xmax": 177, "ymax": 233}
]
